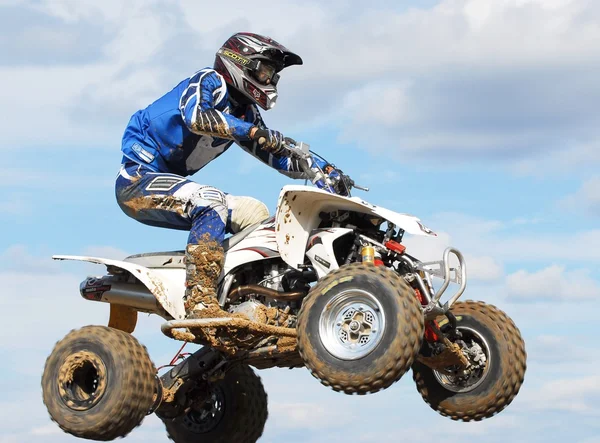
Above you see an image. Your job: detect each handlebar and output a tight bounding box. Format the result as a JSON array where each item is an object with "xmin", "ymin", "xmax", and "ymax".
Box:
[{"xmin": 256, "ymin": 137, "xmax": 368, "ymax": 196}]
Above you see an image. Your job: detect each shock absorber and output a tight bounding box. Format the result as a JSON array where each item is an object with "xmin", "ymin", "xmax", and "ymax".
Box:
[
  {"xmin": 360, "ymin": 245, "xmax": 384, "ymax": 266},
  {"xmin": 361, "ymin": 245, "xmax": 375, "ymax": 263}
]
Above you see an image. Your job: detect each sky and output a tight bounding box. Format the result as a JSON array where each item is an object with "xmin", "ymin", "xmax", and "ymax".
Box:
[{"xmin": 0, "ymin": 0, "xmax": 599, "ymax": 441}]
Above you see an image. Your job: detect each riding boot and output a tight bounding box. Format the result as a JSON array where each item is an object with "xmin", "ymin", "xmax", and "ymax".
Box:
[{"xmin": 183, "ymin": 239, "xmax": 228, "ymax": 319}]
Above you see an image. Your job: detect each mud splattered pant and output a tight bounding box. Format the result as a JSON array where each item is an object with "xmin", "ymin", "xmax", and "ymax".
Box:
[
  {"xmin": 115, "ymin": 162, "xmax": 231, "ymax": 244},
  {"xmin": 115, "ymin": 162, "xmax": 270, "ymax": 314}
]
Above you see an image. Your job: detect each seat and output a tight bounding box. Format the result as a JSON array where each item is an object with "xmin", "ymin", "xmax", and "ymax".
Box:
[
  {"xmin": 124, "ymin": 251, "xmax": 186, "ymax": 269},
  {"xmin": 123, "ymin": 223, "xmax": 262, "ymax": 269},
  {"xmin": 222, "ymin": 222, "xmax": 261, "ymax": 251}
]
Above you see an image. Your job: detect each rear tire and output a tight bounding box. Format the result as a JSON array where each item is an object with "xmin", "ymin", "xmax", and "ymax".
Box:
[
  {"xmin": 297, "ymin": 263, "xmax": 424, "ymax": 394},
  {"xmin": 41, "ymin": 325, "xmax": 156, "ymax": 440},
  {"xmin": 412, "ymin": 301, "xmax": 527, "ymax": 421},
  {"xmin": 163, "ymin": 364, "xmax": 268, "ymax": 443}
]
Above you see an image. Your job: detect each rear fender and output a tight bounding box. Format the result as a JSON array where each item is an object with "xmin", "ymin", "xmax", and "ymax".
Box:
[{"xmin": 53, "ymin": 255, "xmax": 186, "ymax": 320}]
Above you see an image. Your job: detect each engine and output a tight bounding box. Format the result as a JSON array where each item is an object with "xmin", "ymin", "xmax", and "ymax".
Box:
[{"xmin": 226, "ymin": 261, "xmax": 313, "ymax": 329}]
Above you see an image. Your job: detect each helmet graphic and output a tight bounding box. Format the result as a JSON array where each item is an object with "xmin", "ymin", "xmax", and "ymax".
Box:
[{"xmin": 214, "ymin": 32, "xmax": 303, "ymax": 110}]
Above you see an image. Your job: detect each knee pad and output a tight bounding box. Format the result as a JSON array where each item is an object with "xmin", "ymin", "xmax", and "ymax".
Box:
[
  {"xmin": 178, "ymin": 184, "xmax": 228, "ymax": 224},
  {"xmin": 226, "ymin": 195, "xmax": 270, "ymax": 233}
]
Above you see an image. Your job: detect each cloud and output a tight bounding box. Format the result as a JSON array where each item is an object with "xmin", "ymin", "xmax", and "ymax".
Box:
[
  {"xmin": 464, "ymin": 254, "xmax": 504, "ymax": 281},
  {"xmin": 527, "ymin": 335, "xmax": 592, "ymax": 364},
  {"xmin": 0, "ymin": 3, "xmax": 108, "ymax": 66},
  {"xmin": 0, "ymin": 168, "xmax": 113, "ymax": 189},
  {"xmin": 1, "ymin": 244, "xmax": 599, "ymax": 443},
  {"xmin": 0, "ymin": 244, "xmax": 60, "ymax": 272},
  {"xmin": 268, "ymin": 401, "xmax": 354, "ymax": 431},
  {"xmin": 30, "ymin": 425, "xmax": 62, "ymax": 436},
  {"xmin": 0, "ymin": 0, "xmax": 180, "ymax": 147},
  {"xmin": 560, "ymin": 176, "xmax": 600, "ymax": 215},
  {"xmin": 403, "ymin": 232, "xmax": 505, "ymax": 282},
  {"xmin": 506, "ymin": 264, "xmax": 600, "ymax": 300},
  {"xmin": 513, "ymin": 140, "xmax": 600, "ymax": 176},
  {"xmin": 0, "ymin": 244, "xmax": 183, "ymax": 442},
  {"xmin": 274, "ymin": 0, "xmax": 600, "ymax": 169},
  {"xmin": 1, "ymin": 0, "xmax": 599, "ymax": 176},
  {"xmin": 402, "ymin": 213, "xmax": 504, "ymax": 282},
  {"xmin": 407, "ymin": 211, "xmax": 600, "ymax": 264},
  {"xmin": 0, "ymin": 194, "xmax": 32, "ymax": 216},
  {"xmin": 520, "ymin": 375, "xmax": 600, "ymax": 413}
]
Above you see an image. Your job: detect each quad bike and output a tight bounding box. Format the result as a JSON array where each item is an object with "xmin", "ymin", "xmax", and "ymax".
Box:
[{"xmin": 42, "ymin": 142, "xmax": 526, "ymax": 442}]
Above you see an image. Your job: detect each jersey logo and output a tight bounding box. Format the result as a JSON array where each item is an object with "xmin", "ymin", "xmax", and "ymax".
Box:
[{"xmin": 131, "ymin": 143, "xmax": 155, "ymax": 163}]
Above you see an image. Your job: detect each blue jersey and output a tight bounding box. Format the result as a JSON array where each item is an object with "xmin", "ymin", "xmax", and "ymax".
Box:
[{"xmin": 121, "ymin": 68, "xmax": 314, "ymax": 178}]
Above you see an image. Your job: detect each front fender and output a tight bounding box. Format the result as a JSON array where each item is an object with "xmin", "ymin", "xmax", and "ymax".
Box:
[
  {"xmin": 53, "ymin": 255, "xmax": 186, "ymax": 320},
  {"xmin": 275, "ymin": 185, "xmax": 435, "ymax": 269}
]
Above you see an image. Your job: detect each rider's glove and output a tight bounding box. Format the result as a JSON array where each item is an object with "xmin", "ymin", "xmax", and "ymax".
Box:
[
  {"xmin": 314, "ymin": 164, "xmax": 350, "ymax": 196},
  {"xmin": 253, "ymin": 128, "xmax": 291, "ymax": 156}
]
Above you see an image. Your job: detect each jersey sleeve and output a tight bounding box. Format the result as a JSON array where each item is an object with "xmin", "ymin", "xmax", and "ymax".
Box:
[
  {"xmin": 235, "ymin": 105, "xmax": 327, "ymax": 180},
  {"xmin": 179, "ymin": 69, "xmax": 254, "ymax": 140}
]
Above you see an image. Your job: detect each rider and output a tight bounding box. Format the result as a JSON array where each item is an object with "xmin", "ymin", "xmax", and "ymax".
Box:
[{"xmin": 116, "ymin": 32, "xmax": 336, "ymax": 319}]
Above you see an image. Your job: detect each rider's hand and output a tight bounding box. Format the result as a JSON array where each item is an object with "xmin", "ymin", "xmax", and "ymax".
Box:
[
  {"xmin": 252, "ymin": 128, "xmax": 291, "ymax": 156},
  {"xmin": 315, "ymin": 165, "xmax": 350, "ymax": 196}
]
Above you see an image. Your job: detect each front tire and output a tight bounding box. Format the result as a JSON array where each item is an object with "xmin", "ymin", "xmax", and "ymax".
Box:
[
  {"xmin": 163, "ymin": 364, "xmax": 268, "ymax": 443},
  {"xmin": 412, "ymin": 301, "xmax": 527, "ymax": 421},
  {"xmin": 41, "ymin": 326, "xmax": 156, "ymax": 440},
  {"xmin": 297, "ymin": 263, "xmax": 424, "ymax": 395}
]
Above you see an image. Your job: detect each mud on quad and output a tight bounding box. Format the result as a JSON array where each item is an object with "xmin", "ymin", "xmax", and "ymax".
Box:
[{"xmin": 42, "ymin": 142, "xmax": 526, "ymax": 442}]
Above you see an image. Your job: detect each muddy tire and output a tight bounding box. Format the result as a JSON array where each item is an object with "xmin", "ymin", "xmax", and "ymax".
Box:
[
  {"xmin": 163, "ymin": 364, "xmax": 268, "ymax": 443},
  {"xmin": 412, "ymin": 301, "xmax": 527, "ymax": 421},
  {"xmin": 297, "ymin": 262, "xmax": 424, "ymax": 394},
  {"xmin": 41, "ymin": 325, "xmax": 156, "ymax": 441}
]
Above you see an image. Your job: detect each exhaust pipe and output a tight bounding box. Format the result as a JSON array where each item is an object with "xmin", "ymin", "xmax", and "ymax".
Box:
[{"xmin": 80, "ymin": 276, "xmax": 159, "ymax": 313}]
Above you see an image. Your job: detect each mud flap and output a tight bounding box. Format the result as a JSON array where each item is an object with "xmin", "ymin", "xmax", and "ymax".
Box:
[{"xmin": 108, "ymin": 304, "xmax": 138, "ymax": 333}]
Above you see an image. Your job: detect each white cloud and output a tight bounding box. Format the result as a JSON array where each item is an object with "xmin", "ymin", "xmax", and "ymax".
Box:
[
  {"xmin": 464, "ymin": 254, "xmax": 504, "ymax": 281},
  {"xmin": 0, "ymin": 244, "xmax": 60, "ymax": 272},
  {"xmin": 2, "ymin": 3, "xmax": 600, "ymax": 441},
  {"xmin": 560, "ymin": 176, "xmax": 600, "ymax": 215},
  {"xmin": 305, "ymin": 0, "xmax": 600, "ymax": 165},
  {"xmin": 528, "ymin": 335, "xmax": 592, "ymax": 364},
  {"xmin": 0, "ymin": 245, "xmax": 598, "ymax": 443},
  {"xmin": 0, "ymin": 270, "xmax": 107, "ymax": 350},
  {"xmin": 410, "ymin": 212, "xmax": 600, "ymax": 263},
  {"xmin": 0, "ymin": 167, "xmax": 113, "ymax": 189},
  {"xmin": 30, "ymin": 0, "xmax": 126, "ymax": 23},
  {"xmin": 506, "ymin": 264, "xmax": 600, "ymax": 300},
  {"xmin": 0, "ymin": 194, "xmax": 32, "ymax": 216},
  {"xmin": 269, "ymin": 401, "xmax": 354, "ymax": 431},
  {"xmin": 1, "ymin": 0, "xmax": 599, "ymax": 172},
  {"xmin": 521, "ymin": 375, "xmax": 600, "ymax": 413},
  {"xmin": 30, "ymin": 425, "xmax": 62, "ymax": 436},
  {"xmin": 514, "ymin": 140, "xmax": 600, "ymax": 176},
  {"xmin": 402, "ymin": 214, "xmax": 504, "ymax": 282},
  {"xmin": 339, "ymin": 81, "xmax": 414, "ymax": 131}
]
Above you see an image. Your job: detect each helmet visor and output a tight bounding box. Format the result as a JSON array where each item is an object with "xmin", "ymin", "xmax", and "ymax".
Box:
[{"xmin": 252, "ymin": 61, "xmax": 279, "ymax": 86}]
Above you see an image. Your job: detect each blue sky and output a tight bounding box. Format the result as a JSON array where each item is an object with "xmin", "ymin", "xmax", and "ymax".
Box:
[{"xmin": 1, "ymin": 0, "xmax": 600, "ymax": 442}]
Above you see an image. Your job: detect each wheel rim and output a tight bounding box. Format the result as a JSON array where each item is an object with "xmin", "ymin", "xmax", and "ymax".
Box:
[
  {"xmin": 433, "ymin": 326, "xmax": 491, "ymax": 393},
  {"xmin": 319, "ymin": 289, "xmax": 385, "ymax": 361},
  {"xmin": 182, "ymin": 386, "xmax": 226, "ymax": 434},
  {"xmin": 57, "ymin": 351, "xmax": 107, "ymax": 411}
]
